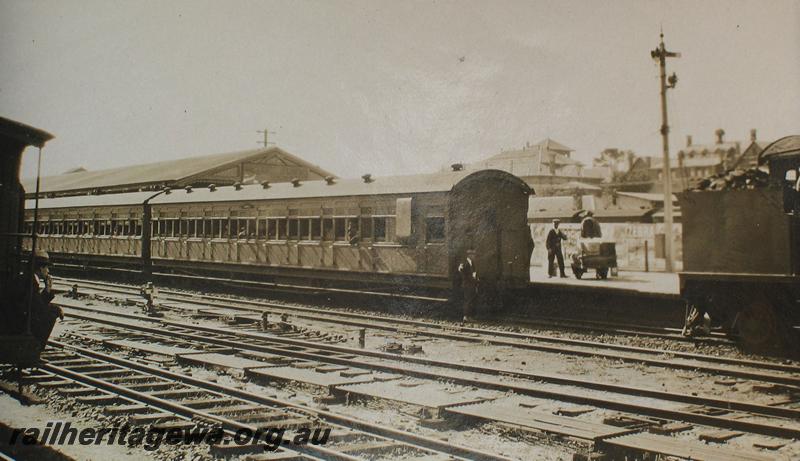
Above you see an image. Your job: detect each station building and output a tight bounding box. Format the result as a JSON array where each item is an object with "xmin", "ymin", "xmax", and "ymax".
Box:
[
  {"xmin": 22, "ymin": 147, "xmax": 336, "ymax": 199},
  {"xmin": 456, "ymin": 138, "xmax": 607, "ymax": 195}
]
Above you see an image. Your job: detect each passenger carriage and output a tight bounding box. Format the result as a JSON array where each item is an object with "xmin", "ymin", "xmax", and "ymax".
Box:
[{"xmin": 25, "ymin": 169, "xmax": 533, "ymax": 301}]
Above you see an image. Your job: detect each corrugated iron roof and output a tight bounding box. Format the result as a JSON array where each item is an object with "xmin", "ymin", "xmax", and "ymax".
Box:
[
  {"xmin": 27, "ymin": 191, "xmax": 161, "ymax": 210},
  {"xmin": 21, "ymin": 146, "xmax": 335, "ymax": 195},
  {"xmin": 486, "ymin": 138, "xmax": 575, "ymax": 163},
  {"xmin": 28, "ymin": 169, "xmax": 529, "ymax": 210},
  {"xmin": 617, "ymin": 192, "xmax": 677, "ymax": 203},
  {"xmin": 649, "ymin": 155, "xmax": 724, "ymax": 169},
  {"xmin": 528, "ymin": 195, "xmax": 654, "ymax": 220}
]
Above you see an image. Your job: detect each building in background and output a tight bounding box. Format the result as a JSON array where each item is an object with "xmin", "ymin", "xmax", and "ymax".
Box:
[
  {"xmin": 455, "ymin": 138, "xmax": 607, "ymax": 195},
  {"xmin": 732, "ymin": 129, "xmax": 771, "ymax": 169},
  {"xmin": 614, "ymin": 129, "xmax": 763, "ymax": 193}
]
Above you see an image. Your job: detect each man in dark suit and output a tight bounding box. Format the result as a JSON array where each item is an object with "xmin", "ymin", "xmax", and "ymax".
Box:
[
  {"xmin": 546, "ymin": 219, "xmax": 568, "ymax": 278},
  {"xmin": 580, "ymin": 210, "xmax": 602, "ymax": 239},
  {"xmin": 458, "ymin": 250, "xmax": 478, "ymax": 322}
]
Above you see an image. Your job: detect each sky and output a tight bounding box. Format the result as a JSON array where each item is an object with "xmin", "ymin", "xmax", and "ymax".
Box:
[{"xmin": 2, "ymin": 0, "xmax": 799, "ymax": 180}]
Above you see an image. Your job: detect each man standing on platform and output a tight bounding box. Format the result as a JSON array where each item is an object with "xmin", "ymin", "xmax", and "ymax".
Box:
[
  {"xmin": 546, "ymin": 219, "xmax": 568, "ymax": 278},
  {"xmin": 458, "ymin": 250, "xmax": 478, "ymax": 322}
]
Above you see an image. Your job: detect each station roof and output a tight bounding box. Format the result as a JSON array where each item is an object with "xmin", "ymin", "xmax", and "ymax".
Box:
[
  {"xmin": 22, "ymin": 146, "xmax": 336, "ymax": 197},
  {"xmin": 28, "ymin": 169, "xmax": 528, "ymax": 210}
]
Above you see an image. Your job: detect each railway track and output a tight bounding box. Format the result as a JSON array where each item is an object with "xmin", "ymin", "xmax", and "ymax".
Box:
[
  {"xmin": 52, "ymin": 277, "xmax": 800, "ymax": 383},
  {"xmin": 53, "ymin": 297, "xmax": 800, "ymax": 439},
  {"xmin": 52, "ymin": 275, "xmax": 697, "ymax": 343},
  {"xmin": 14, "ymin": 342, "xmax": 507, "ymax": 461}
]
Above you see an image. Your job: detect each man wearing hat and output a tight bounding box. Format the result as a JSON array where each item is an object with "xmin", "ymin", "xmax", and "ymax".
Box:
[
  {"xmin": 580, "ymin": 210, "xmax": 602, "ymax": 239},
  {"xmin": 33, "ymin": 249, "xmax": 55, "ymax": 304},
  {"xmin": 30, "ymin": 249, "xmax": 63, "ymax": 348},
  {"xmin": 546, "ymin": 219, "xmax": 568, "ymax": 278}
]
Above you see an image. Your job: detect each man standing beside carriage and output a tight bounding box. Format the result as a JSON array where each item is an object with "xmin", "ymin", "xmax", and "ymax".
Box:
[{"xmin": 546, "ymin": 219, "xmax": 568, "ymax": 278}]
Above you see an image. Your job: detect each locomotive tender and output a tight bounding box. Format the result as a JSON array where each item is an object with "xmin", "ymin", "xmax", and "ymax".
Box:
[
  {"xmin": 679, "ymin": 135, "xmax": 800, "ymax": 352},
  {"xmin": 24, "ymin": 169, "xmax": 534, "ymax": 303}
]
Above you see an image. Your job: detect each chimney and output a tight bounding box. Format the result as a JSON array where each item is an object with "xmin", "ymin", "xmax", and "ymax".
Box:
[
  {"xmin": 233, "ymin": 181, "xmax": 242, "ymax": 191},
  {"xmin": 291, "ymin": 178, "xmax": 301, "ymax": 187},
  {"xmin": 362, "ymin": 174, "xmax": 373, "ymax": 183},
  {"xmin": 715, "ymin": 128, "xmax": 725, "ymax": 144},
  {"xmin": 261, "ymin": 181, "xmax": 270, "ymax": 189},
  {"xmin": 450, "ymin": 163, "xmax": 464, "ymax": 171},
  {"xmin": 750, "ymin": 129, "xmax": 757, "ymax": 143},
  {"xmin": 686, "ymin": 135, "xmax": 692, "ymax": 147},
  {"xmin": 324, "ymin": 176, "xmax": 335, "ymax": 185}
]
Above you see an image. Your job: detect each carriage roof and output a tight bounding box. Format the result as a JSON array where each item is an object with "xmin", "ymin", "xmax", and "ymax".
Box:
[{"xmin": 27, "ymin": 169, "xmax": 529, "ymax": 210}]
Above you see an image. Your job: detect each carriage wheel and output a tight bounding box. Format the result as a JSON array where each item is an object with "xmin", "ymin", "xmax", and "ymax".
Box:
[
  {"xmin": 596, "ymin": 268, "xmax": 609, "ymax": 280},
  {"xmin": 572, "ymin": 266, "xmax": 584, "ymax": 279}
]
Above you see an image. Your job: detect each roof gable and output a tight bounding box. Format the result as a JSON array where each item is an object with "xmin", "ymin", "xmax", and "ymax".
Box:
[{"xmin": 22, "ymin": 147, "xmax": 336, "ymax": 196}]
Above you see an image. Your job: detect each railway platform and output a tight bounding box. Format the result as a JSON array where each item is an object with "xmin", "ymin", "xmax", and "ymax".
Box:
[
  {"xmin": 529, "ymin": 268, "xmax": 680, "ymax": 297},
  {"xmin": 522, "ymin": 269, "xmax": 683, "ymax": 328}
]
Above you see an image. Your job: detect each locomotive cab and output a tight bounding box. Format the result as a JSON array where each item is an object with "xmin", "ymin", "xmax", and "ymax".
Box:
[{"xmin": 0, "ymin": 117, "xmax": 55, "ymax": 367}]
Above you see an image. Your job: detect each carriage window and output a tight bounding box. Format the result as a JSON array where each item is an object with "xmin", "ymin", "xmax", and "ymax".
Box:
[
  {"xmin": 246, "ymin": 218, "xmax": 256, "ymax": 238},
  {"xmin": 374, "ymin": 217, "xmax": 387, "ymax": 242},
  {"xmin": 385, "ymin": 217, "xmax": 396, "ymax": 242},
  {"xmin": 186, "ymin": 219, "xmax": 194, "ymax": 237},
  {"xmin": 334, "ymin": 218, "xmax": 346, "ymax": 241},
  {"xmin": 257, "ymin": 219, "xmax": 267, "ymax": 239},
  {"xmin": 360, "ymin": 217, "xmax": 373, "ymax": 241},
  {"xmin": 276, "ymin": 219, "xmax": 286, "ymax": 240},
  {"xmin": 299, "ymin": 219, "xmax": 310, "ymax": 240},
  {"xmin": 311, "ymin": 218, "xmax": 321, "ymax": 240},
  {"xmin": 322, "ymin": 218, "xmax": 334, "ymax": 241},
  {"xmin": 347, "ymin": 218, "xmax": 359, "ymax": 241},
  {"xmin": 288, "ymin": 218, "xmax": 299, "ymax": 240},
  {"xmin": 265, "ymin": 219, "xmax": 275, "ymax": 240},
  {"xmin": 425, "ymin": 217, "xmax": 445, "ymax": 243}
]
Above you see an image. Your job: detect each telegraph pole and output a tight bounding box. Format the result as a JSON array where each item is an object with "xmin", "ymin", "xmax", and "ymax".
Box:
[
  {"xmin": 257, "ymin": 128, "xmax": 276, "ymax": 148},
  {"xmin": 651, "ymin": 32, "xmax": 680, "ymax": 272}
]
